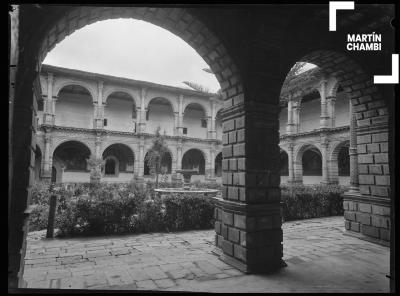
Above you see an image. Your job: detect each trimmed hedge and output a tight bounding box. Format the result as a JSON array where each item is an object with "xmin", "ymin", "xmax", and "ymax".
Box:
[
  {"xmin": 56, "ymin": 189, "xmax": 215, "ymax": 237},
  {"xmin": 281, "ymin": 184, "xmax": 345, "ymax": 221},
  {"xmin": 29, "ymin": 181, "xmax": 344, "ymax": 236}
]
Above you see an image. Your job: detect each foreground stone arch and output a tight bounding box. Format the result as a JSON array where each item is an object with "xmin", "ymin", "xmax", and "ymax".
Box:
[
  {"xmin": 9, "ymin": 5, "xmax": 394, "ymax": 288},
  {"xmin": 37, "ymin": 7, "xmax": 243, "ymax": 99}
]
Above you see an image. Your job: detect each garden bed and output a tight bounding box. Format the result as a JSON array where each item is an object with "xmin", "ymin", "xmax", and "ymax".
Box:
[{"xmin": 29, "ymin": 182, "xmax": 345, "ymax": 237}]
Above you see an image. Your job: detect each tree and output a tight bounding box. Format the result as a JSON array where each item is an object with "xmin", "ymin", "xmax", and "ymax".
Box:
[
  {"xmin": 182, "ymin": 81, "xmax": 210, "ymax": 93},
  {"xmin": 145, "ymin": 127, "xmax": 170, "ymax": 187}
]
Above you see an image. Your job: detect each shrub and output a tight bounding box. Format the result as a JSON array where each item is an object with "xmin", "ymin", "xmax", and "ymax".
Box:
[
  {"xmin": 163, "ymin": 195, "xmax": 215, "ymax": 231},
  {"xmin": 57, "ymin": 183, "xmax": 147, "ymax": 237},
  {"xmin": 281, "ymin": 184, "xmax": 345, "ymax": 221},
  {"xmin": 30, "ymin": 181, "xmax": 344, "ymax": 237}
]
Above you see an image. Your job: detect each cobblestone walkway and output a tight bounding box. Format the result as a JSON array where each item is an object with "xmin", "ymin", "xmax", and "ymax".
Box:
[{"xmin": 23, "ymin": 216, "xmax": 390, "ymax": 292}]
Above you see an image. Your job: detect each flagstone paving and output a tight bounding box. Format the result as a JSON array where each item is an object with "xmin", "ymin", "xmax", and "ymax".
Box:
[{"xmin": 23, "ymin": 216, "xmax": 390, "ymax": 292}]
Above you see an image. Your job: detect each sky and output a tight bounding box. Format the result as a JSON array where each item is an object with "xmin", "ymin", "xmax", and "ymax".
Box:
[{"xmin": 44, "ymin": 19, "xmax": 221, "ymax": 93}]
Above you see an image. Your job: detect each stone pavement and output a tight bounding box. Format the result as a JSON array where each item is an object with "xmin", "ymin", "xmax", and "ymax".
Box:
[{"xmin": 23, "ymin": 216, "xmax": 390, "ymax": 292}]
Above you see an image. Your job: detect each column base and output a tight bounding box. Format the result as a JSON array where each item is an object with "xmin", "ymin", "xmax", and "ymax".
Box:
[
  {"xmin": 286, "ymin": 180, "xmax": 302, "ymax": 185},
  {"xmin": 219, "ymin": 252, "xmax": 286, "ymax": 274},
  {"xmin": 213, "ymin": 197, "xmax": 284, "ymax": 274}
]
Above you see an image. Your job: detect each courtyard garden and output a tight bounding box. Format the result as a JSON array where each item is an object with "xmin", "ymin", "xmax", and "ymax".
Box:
[{"xmin": 29, "ymin": 181, "xmax": 345, "ymax": 238}]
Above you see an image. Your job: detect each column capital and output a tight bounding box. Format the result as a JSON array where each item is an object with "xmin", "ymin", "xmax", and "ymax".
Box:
[
  {"xmin": 318, "ymin": 78, "xmax": 328, "ymax": 87},
  {"xmin": 326, "ymin": 95, "xmax": 336, "ymax": 101},
  {"xmin": 321, "ymin": 140, "xmax": 329, "ymax": 148}
]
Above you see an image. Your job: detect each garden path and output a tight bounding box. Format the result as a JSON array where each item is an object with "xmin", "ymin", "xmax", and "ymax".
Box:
[{"xmin": 23, "ymin": 216, "xmax": 390, "ymax": 292}]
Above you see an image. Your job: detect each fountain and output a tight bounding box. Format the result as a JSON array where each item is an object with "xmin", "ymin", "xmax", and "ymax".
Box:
[{"xmin": 154, "ymin": 168, "xmax": 219, "ymax": 198}]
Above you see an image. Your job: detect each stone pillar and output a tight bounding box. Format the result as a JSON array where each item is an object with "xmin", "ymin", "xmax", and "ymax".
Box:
[
  {"xmin": 93, "ymin": 81, "xmax": 104, "ymax": 129},
  {"xmin": 319, "ymin": 80, "xmax": 329, "ymax": 129},
  {"xmin": 176, "ymin": 143, "xmax": 182, "ymax": 171},
  {"xmin": 138, "ymin": 138, "xmax": 145, "ymax": 177},
  {"xmin": 214, "ymin": 101, "xmax": 284, "ymax": 274},
  {"xmin": 43, "ymin": 73, "xmax": 55, "ymax": 125},
  {"xmin": 293, "ymin": 101, "xmax": 301, "ymax": 133},
  {"xmin": 174, "ymin": 112, "xmax": 180, "ymax": 136},
  {"xmin": 208, "ymin": 99, "xmax": 217, "ymax": 139},
  {"xmin": 286, "ymin": 99, "xmax": 295, "ymax": 135},
  {"xmin": 172, "ymin": 142, "xmax": 183, "ymax": 183},
  {"xmin": 320, "ymin": 137, "xmax": 330, "ymax": 184},
  {"xmin": 347, "ymin": 101, "xmax": 359, "ymax": 193},
  {"xmin": 41, "ymin": 129, "xmax": 52, "ymax": 183},
  {"xmin": 287, "ymin": 143, "xmax": 295, "ymax": 183},
  {"xmin": 94, "ymin": 135, "xmax": 102, "ymax": 160},
  {"xmin": 327, "ymin": 96, "xmax": 336, "ymax": 128},
  {"xmin": 206, "ymin": 147, "xmax": 216, "ymax": 180},
  {"xmin": 138, "ymin": 88, "xmax": 147, "ymax": 133},
  {"xmin": 175, "ymin": 94, "xmax": 184, "ymax": 136}
]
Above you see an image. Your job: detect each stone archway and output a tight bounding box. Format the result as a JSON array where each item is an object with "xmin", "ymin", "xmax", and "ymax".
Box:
[
  {"xmin": 183, "ymin": 103, "xmax": 208, "ymax": 139},
  {"xmin": 52, "ymin": 140, "xmax": 92, "ymax": 183},
  {"xmin": 182, "ymin": 148, "xmax": 206, "ymax": 175},
  {"xmin": 55, "ymin": 84, "xmax": 94, "ymax": 129},
  {"xmin": 102, "ymin": 143, "xmax": 135, "ymax": 181},
  {"xmin": 146, "ymin": 97, "xmax": 175, "ymax": 136},
  {"xmin": 104, "ymin": 91, "xmax": 137, "ymax": 133}
]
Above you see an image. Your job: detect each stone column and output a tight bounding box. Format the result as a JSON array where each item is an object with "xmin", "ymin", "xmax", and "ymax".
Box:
[
  {"xmin": 174, "ymin": 112, "xmax": 179, "ymax": 136},
  {"xmin": 176, "ymin": 143, "xmax": 182, "ymax": 171},
  {"xmin": 208, "ymin": 99, "xmax": 217, "ymax": 139},
  {"xmin": 138, "ymin": 88, "xmax": 147, "ymax": 133},
  {"xmin": 214, "ymin": 100, "xmax": 284, "ymax": 274},
  {"xmin": 172, "ymin": 142, "xmax": 183, "ymax": 183},
  {"xmin": 287, "ymin": 143, "xmax": 295, "ymax": 183},
  {"xmin": 43, "ymin": 73, "xmax": 55, "ymax": 125},
  {"xmin": 88, "ymin": 134, "xmax": 103, "ymax": 184},
  {"xmin": 327, "ymin": 96, "xmax": 336, "ymax": 128},
  {"xmin": 138, "ymin": 137, "xmax": 145, "ymax": 177},
  {"xmin": 293, "ymin": 101, "xmax": 301, "ymax": 133},
  {"xmin": 175, "ymin": 94, "xmax": 184, "ymax": 136},
  {"xmin": 94, "ymin": 135, "xmax": 102, "ymax": 160},
  {"xmin": 93, "ymin": 81, "xmax": 104, "ymax": 130},
  {"xmin": 286, "ymin": 99, "xmax": 295, "ymax": 135},
  {"xmin": 206, "ymin": 147, "xmax": 216, "ymax": 180},
  {"xmin": 347, "ymin": 101, "xmax": 359, "ymax": 193},
  {"xmin": 320, "ymin": 137, "xmax": 330, "ymax": 184},
  {"xmin": 41, "ymin": 129, "xmax": 52, "ymax": 183},
  {"xmin": 319, "ymin": 80, "xmax": 329, "ymax": 129}
]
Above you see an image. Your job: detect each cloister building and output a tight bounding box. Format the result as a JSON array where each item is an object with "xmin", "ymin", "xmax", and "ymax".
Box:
[
  {"xmin": 34, "ymin": 65, "xmax": 351, "ymax": 186},
  {"xmin": 279, "ymin": 67, "xmax": 351, "ymax": 186},
  {"xmin": 35, "ymin": 64, "xmax": 224, "ymax": 184}
]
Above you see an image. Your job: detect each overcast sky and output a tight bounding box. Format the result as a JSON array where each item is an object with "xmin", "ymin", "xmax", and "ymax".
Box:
[{"xmin": 44, "ymin": 19, "xmax": 221, "ymax": 93}]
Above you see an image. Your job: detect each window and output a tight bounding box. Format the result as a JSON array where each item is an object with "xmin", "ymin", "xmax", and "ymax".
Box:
[
  {"xmin": 132, "ymin": 107, "xmax": 137, "ymax": 119},
  {"xmin": 133, "ymin": 122, "xmax": 136, "ymax": 133},
  {"xmin": 146, "ymin": 110, "xmax": 149, "ymax": 121},
  {"xmin": 201, "ymin": 119, "xmax": 207, "ymax": 128},
  {"xmin": 103, "ymin": 118, "xmax": 107, "ymax": 126},
  {"xmin": 183, "ymin": 127, "xmax": 188, "ymax": 135}
]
